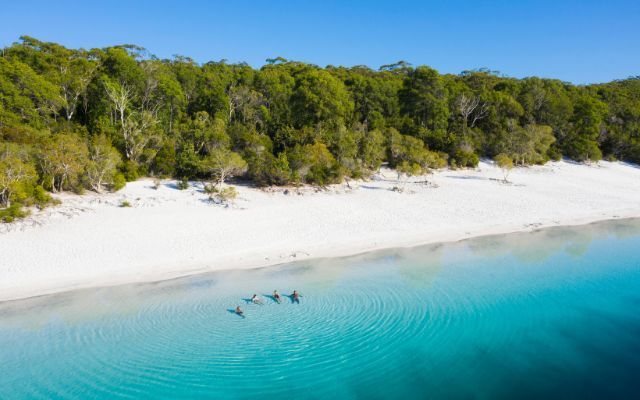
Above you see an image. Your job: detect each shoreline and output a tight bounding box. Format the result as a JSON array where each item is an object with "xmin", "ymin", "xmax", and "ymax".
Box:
[
  {"xmin": 2, "ymin": 160, "xmax": 640, "ymax": 302},
  {"xmin": 2, "ymin": 215, "xmax": 638, "ymax": 305}
]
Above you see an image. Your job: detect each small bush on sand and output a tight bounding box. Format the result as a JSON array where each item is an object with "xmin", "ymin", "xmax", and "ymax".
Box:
[
  {"xmin": 0, "ymin": 204, "xmax": 29, "ymax": 222},
  {"xmin": 177, "ymin": 178, "xmax": 189, "ymax": 190},
  {"xmin": 206, "ymin": 185, "xmax": 238, "ymax": 205},
  {"xmin": 112, "ymin": 173, "xmax": 126, "ymax": 192},
  {"xmin": 203, "ymin": 182, "xmax": 217, "ymax": 195},
  {"xmin": 494, "ymin": 153, "xmax": 514, "ymax": 183},
  {"xmin": 119, "ymin": 200, "xmax": 131, "ymax": 208},
  {"xmin": 216, "ymin": 187, "xmax": 238, "ymax": 203}
]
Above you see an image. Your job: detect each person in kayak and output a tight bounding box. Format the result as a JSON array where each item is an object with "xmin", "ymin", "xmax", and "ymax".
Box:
[
  {"xmin": 291, "ymin": 290, "xmax": 302, "ymax": 304},
  {"xmin": 235, "ymin": 306, "xmax": 244, "ymax": 316},
  {"xmin": 251, "ymin": 294, "xmax": 264, "ymax": 305},
  {"xmin": 273, "ymin": 290, "xmax": 282, "ymax": 303}
]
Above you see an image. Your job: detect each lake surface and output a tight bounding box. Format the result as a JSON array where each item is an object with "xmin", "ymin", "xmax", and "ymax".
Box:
[{"xmin": 2, "ymin": 219, "xmax": 640, "ymax": 399}]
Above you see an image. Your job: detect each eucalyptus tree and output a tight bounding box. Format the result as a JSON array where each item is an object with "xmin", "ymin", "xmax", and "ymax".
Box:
[
  {"xmin": 86, "ymin": 135, "xmax": 121, "ymax": 192},
  {"xmin": 290, "ymin": 67, "xmax": 354, "ymax": 129},
  {"xmin": 203, "ymin": 148, "xmax": 247, "ymax": 188},
  {"xmin": 39, "ymin": 133, "xmax": 89, "ymax": 192},
  {"xmin": 0, "ymin": 152, "xmax": 36, "ymax": 208}
]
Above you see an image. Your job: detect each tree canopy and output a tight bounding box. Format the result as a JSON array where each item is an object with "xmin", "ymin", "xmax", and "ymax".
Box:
[{"xmin": 1, "ymin": 36, "xmax": 639, "ymax": 218}]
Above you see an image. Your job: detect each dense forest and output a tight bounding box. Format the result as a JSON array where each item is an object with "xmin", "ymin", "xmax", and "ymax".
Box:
[{"xmin": 1, "ymin": 36, "xmax": 640, "ymax": 220}]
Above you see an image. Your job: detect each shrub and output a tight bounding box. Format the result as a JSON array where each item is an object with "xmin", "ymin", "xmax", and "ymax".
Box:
[
  {"xmin": 494, "ymin": 153, "xmax": 514, "ymax": 182},
  {"xmin": 387, "ymin": 129, "xmax": 447, "ymax": 172},
  {"xmin": 216, "ymin": 186, "xmax": 238, "ymax": 203},
  {"xmin": 0, "ymin": 203, "xmax": 29, "ymax": 223},
  {"xmin": 177, "ymin": 177, "xmax": 189, "ymax": 190},
  {"xmin": 565, "ymin": 137, "xmax": 602, "ymax": 163},
  {"xmin": 287, "ymin": 142, "xmax": 342, "ymax": 185},
  {"xmin": 450, "ymin": 147, "xmax": 479, "ymax": 168},
  {"xmin": 72, "ymin": 183, "xmax": 85, "ymax": 195},
  {"xmin": 247, "ymin": 152, "xmax": 291, "ymax": 186},
  {"xmin": 547, "ymin": 144, "xmax": 563, "ymax": 161},
  {"xmin": 203, "ymin": 183, "xmax": 217, "ymax": 195},
  {"xmin": 119, "ymin": 200, "xmax": 131, "ymax": 208},
  {"xmin": 207, "ymin": 186, "xmax": 238, "ymax": 205},
  {"xmin": 33, "ymin": 185, "xmax": 53, "ymax": 208},
  {"xmin": 120, "ymin": 160, "xmax": 139, "ymax": 181},
  {"xmin": 112, "ymin": 173, "xmax": 126, "ymax": 192},
  {"xmin": 175, "ymin": 143, "xmax": 201, "ymax": 179},
  {"xmin": 153, "ymin": 141, "xmax": 177, "ymax": 177}
]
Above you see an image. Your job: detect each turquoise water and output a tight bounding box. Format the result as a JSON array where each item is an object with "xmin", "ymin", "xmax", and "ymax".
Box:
[{"xmin": 2, "ymin": 220, "xmax": 640, "ymax": 399}]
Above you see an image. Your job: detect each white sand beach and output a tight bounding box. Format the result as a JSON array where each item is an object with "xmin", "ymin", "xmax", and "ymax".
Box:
[{"xmin": 1, "ymin": 160, "xmax": 640, "ymax": 302}]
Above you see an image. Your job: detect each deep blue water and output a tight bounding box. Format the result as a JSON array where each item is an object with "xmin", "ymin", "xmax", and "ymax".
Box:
[{"xmin": 1, "ymin": 219, "xmax": 640, "ymax": 399}]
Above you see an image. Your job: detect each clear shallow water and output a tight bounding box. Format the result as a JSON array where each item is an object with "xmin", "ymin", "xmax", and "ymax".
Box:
[{"xmin": 2, "ymin": 220, "xmax": 640, "ymax": 399}]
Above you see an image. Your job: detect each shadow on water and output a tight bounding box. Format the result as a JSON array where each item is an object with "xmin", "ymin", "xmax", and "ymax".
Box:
[
  {"xmin": 226, "ymin": 309, "xmax": 245, "ymax": 318},
  {"xmin": 263, "ymin": 294, "xmax": 282, "ymax": 304},
  {"xmin": 286, "ymin": 294, "xmax": 300, "ymax": 304}
]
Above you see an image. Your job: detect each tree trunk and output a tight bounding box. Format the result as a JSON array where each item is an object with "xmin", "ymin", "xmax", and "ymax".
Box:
[
  {"xmin": 218, "ymin": 171, "xmax": 226, "ymax": 189},
  {"xmin": 0, "ymin": 188, "xmax": 9, "ymax": 208}
]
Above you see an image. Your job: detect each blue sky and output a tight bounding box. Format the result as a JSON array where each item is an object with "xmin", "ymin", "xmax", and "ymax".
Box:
[{"xmin": 1, "ymin": 0, "xmax": 639, "ymax": 84}]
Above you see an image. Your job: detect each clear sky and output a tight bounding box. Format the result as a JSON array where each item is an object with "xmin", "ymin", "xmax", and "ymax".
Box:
[{"xmin": 1, "ymin": 0, "xmax": 639, "ymax": 84}]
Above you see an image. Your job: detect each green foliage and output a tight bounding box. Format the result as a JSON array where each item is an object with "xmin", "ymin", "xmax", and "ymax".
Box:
[
  {"xmin": 0, "ymin": 152, "xmax": 37, "ymax": 207},
  {"xmin": 119, "ymin": 200, "xmax": 131, "ymax": 207},
  {"xmin": 0, "ymin": 203, "xmax": 28, "ymax": 222},
  {"xmin": 248, "ymin": 151, "xmax": 291, "ymax": 186},
  {"xmin": 494, "ymin": 153, "xmax": 514, "ymax": 182},
  {"xmin": 359, "ymin": 128, "xmax": 386, "ymax": 172},
  {"xmin": 2, "ymin": 36, "xmax": 640, "ymax": 222},
  {"xmin": 563, "ymin": 96, "xmax": 606, "ymax": 162},
  {"xmin": 152, "ymin": 140, "xmax": 177, "ymax": 177},
  {"xmin": 111, "ymin": 173, "xmax": 126, "ymax": 191},
  {"xmin": 566, "ymin": 136, "xmax": 603, "ymax": 162},
  {"xmin": 547, "ymin": 144, "xmax": 563, "ymax": 161},
  {"xmin": 175, "ymin": 143, "xmax": 201, "ymax": 179},
  {"xmin": 393, "ymin": 160, "xmax": 424, "ymax": 192},
  {"xmin": 32, "ymin": 185, "xmax": 54, "ymax": 208},
  {"xmin": 120, "ymin": 160, "xmax": 139, "ymax": 181},
  {"xmin": 388, "ymin": 129, "xmax": 447, "ymax": 171},
  {"xmin": 87, "ymin": 134, "xmax": 121, "ymax": 192},
  {"xmin": 206, "ymin": 185, "xmax": 238, "ymax": 205},
  {"xmin": 450, "ymin": 146, "xmax": 479, "ymax": 168},
  {"xmin": 177, "ymin": 177, "xmax": 189, "ymax": 190},
  {"xmin": 399, "ymin": 67, "xmax": 449, "ymax": 132},
  {"xmin": 397, "ymin": 160, "xmax": 423, "ymax": 178},
  {"xmin": 202, "ymin": 148, "xmax": 248, "ymax": 186},
  {"xmin": 287, "ymin": 142, "xmax": 342, "ymax": 185},
  {"xmin": 507, "ymin": 124, "xmax": 556, "ymax": 165},
  {"xmin": 290, "ymin": 68, "xmax": 353, "ymax": 129},
  {"xmin": 39, "ymin": 133, "xmax": 89, "ymax": 192}
]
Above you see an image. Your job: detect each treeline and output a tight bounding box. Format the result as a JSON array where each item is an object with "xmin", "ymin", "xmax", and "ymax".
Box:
[{"xmin": 1, "ymin": 36, "xmax": 640, "ymax": 220}]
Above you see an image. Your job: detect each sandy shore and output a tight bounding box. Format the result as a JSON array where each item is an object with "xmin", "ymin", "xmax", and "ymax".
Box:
[{"xmin": 1, "ymin": 160, "xmax": 640, "ymax": 302}]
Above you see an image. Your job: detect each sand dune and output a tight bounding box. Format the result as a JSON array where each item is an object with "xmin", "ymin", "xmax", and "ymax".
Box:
[{"xmin": 1, "ymin": 160, "xmax": 640, "ymax": 302}]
